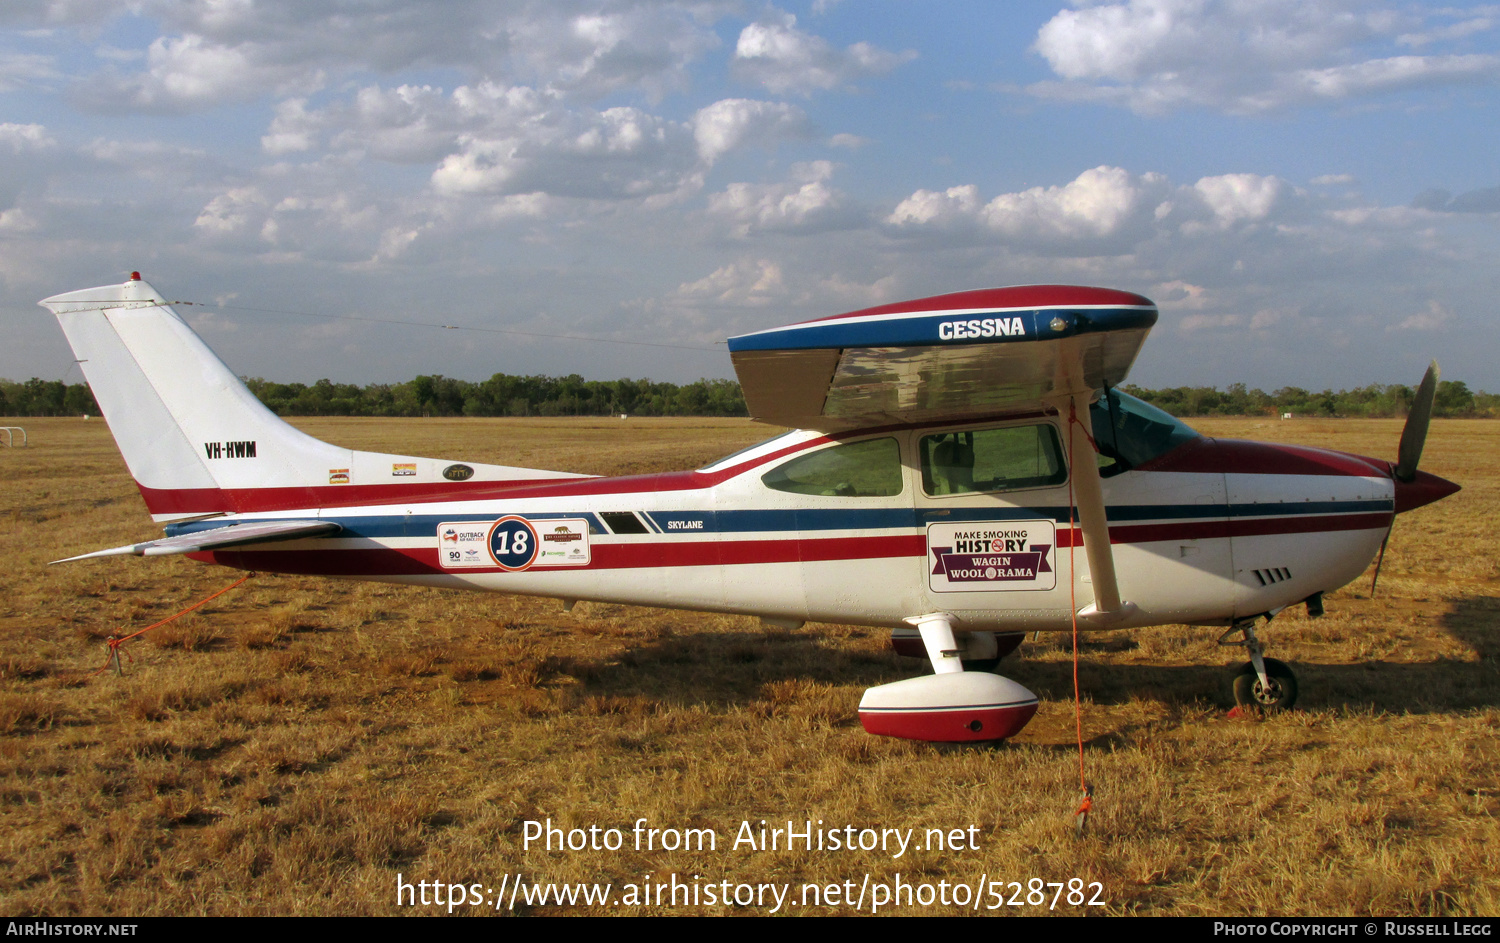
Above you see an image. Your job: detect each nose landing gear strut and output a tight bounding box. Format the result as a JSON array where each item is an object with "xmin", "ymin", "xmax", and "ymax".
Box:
[{"xmin": 1219, "ymin": 618, "xmax": 1299, "ymax": 712}]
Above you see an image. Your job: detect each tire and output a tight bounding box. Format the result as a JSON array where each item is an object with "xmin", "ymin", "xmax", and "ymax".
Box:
[
  {"xmin": 993, "ymin": 632, "xmax": 1025, "ymax": 660},
  {"xmin": 1232, "ymin": 657, "xmax": 1298, "ymax": 711},
  {"xmin": 960, "ymin": 632, "xmax": 1026, "ymax": 672}
]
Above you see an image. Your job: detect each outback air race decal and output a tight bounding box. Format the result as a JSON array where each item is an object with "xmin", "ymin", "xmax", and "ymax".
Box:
[
  {"xmin": 927, "ymin": 520, "xmax": 1055, "ymax": 593},
  {"xmin": 437, "ymin": 517, "xmax": 591, "ymax": 570}
]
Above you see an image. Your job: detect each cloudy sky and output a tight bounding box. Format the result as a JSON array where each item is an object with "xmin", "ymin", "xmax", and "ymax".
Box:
[{"xmin": 4, "ymin": 0, "xmax": 1499, "ymax": 393}]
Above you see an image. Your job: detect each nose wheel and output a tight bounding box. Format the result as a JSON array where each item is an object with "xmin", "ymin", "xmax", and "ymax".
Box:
[
  {"xmin": 1219, "ymin": 619, "xmax": 1299, "ymax": 712},
  {"xmin": 1232, "ymin": 657, "xmax": 1298, "ymax": 711}
]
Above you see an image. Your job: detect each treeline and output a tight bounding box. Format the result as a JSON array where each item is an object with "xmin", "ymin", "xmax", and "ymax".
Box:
[
  {"xmin": 1120, "ymin": 381, "xmax": 1497, "ymax": 418},
  {"xmin": 242, "ymin": 373, "xmax": 748, "ymax": 418},
  {"xmin": 3, "ymin": 373, "xmax": 1496, "ymax": 419},
  {"xmin": 0, "ymin": 378, "xmax": 101, "ymax": 417}
]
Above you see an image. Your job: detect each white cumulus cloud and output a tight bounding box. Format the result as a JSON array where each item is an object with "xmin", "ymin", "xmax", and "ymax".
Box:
[
  {"xmin": 261, "ymin": 84, "xmax": 809, "ymax": 205},
  {"xmin": 431, "ymin": 98, "xmax": 700, "ymax": 201},
  {"xmin": 707, "ymin": 161, "xmax": 864, "ymax": 235},
  {"xmin": 68, "ymin": 2, "xmax": 734, "ymax": 113},
  {"xmin": 673, "ymin": 258, "xmax": 787, "ymax": 306},
  {"xmin": 887, "ymin": 166, "xmax": 1171, "ymax": 250},
  {"xmin": 692, "ymin": 98, "xmax": 810, "ymax": 164},
  {"xmin": 0, "ymin": 122, "xmax": 56, "ymax": 151},
  {"xmin": 83, "ymin": 33, "xmax": 322, "ymax": 111},
  {"xmin": 1191, "ymin": 173, "xmax": 1289, "ymax": 228},
  {"xmin": 1388, "ymin": 300, "xmax": 1454, "ymax": 332},
  {"xmin": 1029, "ymin": 0, "xmax": 1500, "ymax": 114},
  {"xmin": 733, "ymin": 12, "xmax": 915, "ymax": 95},
  {"xmin": 506, "ymin": 7, "xmax": 722, "ymax": 99}
]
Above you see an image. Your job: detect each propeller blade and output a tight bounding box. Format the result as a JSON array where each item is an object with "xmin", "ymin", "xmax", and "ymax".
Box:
[{"xmin": 1395, "ymin": 360, "xmax": 1439, "ymax": 483}]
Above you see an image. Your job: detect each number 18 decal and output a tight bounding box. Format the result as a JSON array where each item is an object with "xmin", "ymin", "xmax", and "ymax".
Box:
[{"xmin": 488, "ymin": 516, "xmax": 539, "ymax": 570}]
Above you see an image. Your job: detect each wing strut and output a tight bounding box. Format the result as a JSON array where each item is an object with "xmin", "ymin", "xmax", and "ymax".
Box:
[{"xmin": 1049, "ymin": 341, "xmax": 1136, "ymax": 626}]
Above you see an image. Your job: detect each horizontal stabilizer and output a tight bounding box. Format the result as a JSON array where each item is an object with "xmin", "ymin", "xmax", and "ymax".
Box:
[{"xmin": 52, "ymin": 519, "xmax": 340, "ymax": 564}]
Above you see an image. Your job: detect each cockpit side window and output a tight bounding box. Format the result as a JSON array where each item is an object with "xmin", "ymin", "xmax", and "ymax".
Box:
[
  {"xmin": 761, "ymin": 437, "xmax": 904, "ymax": 497},
  {"xmin": 1089, "ymin": 388, "xmax": 1202, "ymax": 476},
  {"xmin": 919, "ymin": 424, "xmax": 1067, "ymax": 496}
]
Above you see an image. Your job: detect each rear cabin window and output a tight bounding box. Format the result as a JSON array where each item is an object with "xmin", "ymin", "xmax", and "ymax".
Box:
[
  {"xmin": 761, "ymin": 437, "xmax": 904, "ymax": 497},
  {"xmin": 920, "ymin": 424, "xmax": 1068, "ymax": 496}
]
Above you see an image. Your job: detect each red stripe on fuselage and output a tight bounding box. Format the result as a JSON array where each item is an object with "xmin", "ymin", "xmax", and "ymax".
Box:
[
  {"xmin": 205, "ymin": 534, "xmax": 927, "ymax": 576},
  {"xmin": 1138, "ymin": 439, "xmax": 1389, "ymax": 478},
  {"xmin": 139, "ymin": 477, "xmax": 589, "ymax": 516},
  {"xmin": 199, "ymin": 513, "xmax": 1386, "ymax": 578}
]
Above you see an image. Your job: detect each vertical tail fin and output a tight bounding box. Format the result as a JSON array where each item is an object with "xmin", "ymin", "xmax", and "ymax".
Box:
[{"xmin": 40, "ymin": 273, "xmax": 585, "ymax": 520}]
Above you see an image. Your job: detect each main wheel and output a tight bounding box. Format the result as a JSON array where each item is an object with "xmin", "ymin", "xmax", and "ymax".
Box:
[
  {"xmin": 1232, "ymin": 658, "xmax": 1298, "ymax": 711},
  {"xmin": 961, "ymin": 632, "xmax": 1026, "ymax": 672}
]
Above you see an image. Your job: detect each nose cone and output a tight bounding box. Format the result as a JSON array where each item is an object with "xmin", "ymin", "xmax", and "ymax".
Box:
[{"xmin": 1394, "ymin": 469, "xmax": 1461, "ymax": 514}]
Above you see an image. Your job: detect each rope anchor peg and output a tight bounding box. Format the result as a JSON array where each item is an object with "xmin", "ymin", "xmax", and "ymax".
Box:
[
  {"xmin": 104, "ymin": 635, "xmax": 125, "ymax": 676},
  {"xmin": 89, "ymin": 574, "xmax": 252, "ymax": 678},
  {"xmin": 1074, "ymin": 783, "xmax": 1094, "ymax": 837}
]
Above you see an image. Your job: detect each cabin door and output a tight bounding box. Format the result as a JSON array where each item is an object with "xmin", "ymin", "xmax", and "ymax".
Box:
[{"xmin": 913, "ymin": 421, "xmax": 1078, "ymax": 620}]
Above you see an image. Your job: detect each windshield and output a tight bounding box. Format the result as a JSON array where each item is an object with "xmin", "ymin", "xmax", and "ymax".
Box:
[{"xmin": 1089, "ymin": 388, "xmax": 1201, "ymax": 475}]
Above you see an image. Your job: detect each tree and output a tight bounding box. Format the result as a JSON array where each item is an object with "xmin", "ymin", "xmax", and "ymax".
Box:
[{"xmin": 1435, "ymin": 380, "xmax": 1475, "ymax": 416}]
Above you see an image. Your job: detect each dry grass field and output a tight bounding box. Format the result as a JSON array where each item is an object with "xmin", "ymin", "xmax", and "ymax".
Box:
[{"xmin": 1, "ymin": 414, "xmax": 1496, "ymax": 916}]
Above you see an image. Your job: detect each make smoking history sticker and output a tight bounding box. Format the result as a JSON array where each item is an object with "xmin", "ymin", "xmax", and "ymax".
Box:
[{"xmin": 927, "ymin": 520, "xmax": 1056, "ymax": 593}]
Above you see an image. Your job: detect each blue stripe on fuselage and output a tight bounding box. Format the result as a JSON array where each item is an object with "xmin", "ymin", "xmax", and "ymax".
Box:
[{"xmin": 164, "ymin": 499, "xmax": 1393, "ymax": 541}]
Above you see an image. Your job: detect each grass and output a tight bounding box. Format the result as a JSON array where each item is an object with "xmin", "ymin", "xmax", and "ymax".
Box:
[{"xmin": 0, "ymin": 415, "xmax": 1495, "ymax": 916}]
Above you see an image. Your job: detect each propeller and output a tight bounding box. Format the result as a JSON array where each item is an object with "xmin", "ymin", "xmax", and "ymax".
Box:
[
  {"xmin": 1395, "ymin": 360, "xmax": 1439, "ymax": 483},
  {"xmin": 1371, "ymin": 361, "xmax": 1440, "ymax": 597}
]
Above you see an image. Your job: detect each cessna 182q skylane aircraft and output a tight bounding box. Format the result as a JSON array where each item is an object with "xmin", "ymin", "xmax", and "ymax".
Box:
[{"xmin": 40, "ymin": 274, "xmax": 1459, "ymax": 742}]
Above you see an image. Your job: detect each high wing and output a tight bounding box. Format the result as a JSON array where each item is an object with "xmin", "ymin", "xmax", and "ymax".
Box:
[
  {"xmin": 729, "ymin": 284, "xmax": 1157, "ymax": 626},
  {"xmin": 727, "ymin": 285, "xmax": 1157, "ymax": 431},
  {"xmin": 52, "ymin": 519, "xmax": 340, "ymax": 563}
]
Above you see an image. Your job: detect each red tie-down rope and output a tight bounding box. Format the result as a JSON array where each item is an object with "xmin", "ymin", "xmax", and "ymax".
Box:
[
  {"xmin": 92, "ymin": 574, "xmax": 253, "ymax": 676},
  {"xmin": 1066, "ymin": 401, "xmax": 1096, "ymax": 835}
]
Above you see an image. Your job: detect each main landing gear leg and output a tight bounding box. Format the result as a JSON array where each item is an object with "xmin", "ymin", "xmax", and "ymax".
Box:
[
  {"xmin": 911, "ymin": 612, "xmax": 964, "ymax": 675},
  {"xmin": 857, "ymin": 613, "xmax": 1040, "ymax": 742},
  {"xmin": 1218, "ymin": 618, "xmax": 1298, "ymax": 712}
]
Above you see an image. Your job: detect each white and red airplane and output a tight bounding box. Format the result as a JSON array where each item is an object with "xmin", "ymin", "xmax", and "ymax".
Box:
[{"xmin": 39, "ymin": 274, "xmax": 1459, "ymax": 742}]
